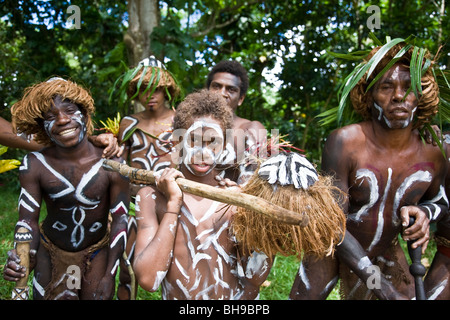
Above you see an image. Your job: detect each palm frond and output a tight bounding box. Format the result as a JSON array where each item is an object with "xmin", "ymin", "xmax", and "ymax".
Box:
[{"xmin": 318, "ymin": 33, "xmax": 448, "ymax": 134}]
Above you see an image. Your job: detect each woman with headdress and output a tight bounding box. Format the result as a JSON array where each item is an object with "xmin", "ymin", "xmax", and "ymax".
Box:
[
  {"xmin": 115, "ymin": 56, "xmax": 181, "ymax": 299},
  {"xmin": 118, "ymin": 56, "xmax": 181, "ymax": 176}
]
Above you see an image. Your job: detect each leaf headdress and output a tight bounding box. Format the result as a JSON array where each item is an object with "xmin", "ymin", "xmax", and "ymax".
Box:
[
  {"xmin": 318, "ymin": 34, "xmax": 449, "ymax": 146},
  {"xmin": 109, "ymin": 56, "xmax": 183, "ymax": 112}
]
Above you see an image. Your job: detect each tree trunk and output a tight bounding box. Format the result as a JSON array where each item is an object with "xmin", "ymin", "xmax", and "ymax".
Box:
[
  {"xmin": 123, "ymin": 0, "xmax": 160, "ymax": 112},
  {"xmin": 124, "ymin": 0, "xmax": 160, "ymax": 67}
]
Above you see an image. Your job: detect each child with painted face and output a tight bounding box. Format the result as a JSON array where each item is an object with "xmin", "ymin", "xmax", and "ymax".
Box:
[
  {"xmin": 3, "ymin": 78, "xmax": 130, "ymax": 300},
  {"xmin": 133, "ymin": 89, "xmax": 272, "ymax": 300}
]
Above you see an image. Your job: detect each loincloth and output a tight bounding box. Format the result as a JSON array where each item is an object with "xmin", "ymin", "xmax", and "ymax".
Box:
[
  {"xmin": 339, "ymin": 240, "xmax": 411, "ymax": 300},
  {"xmin": 39, "ymin": 226, "xmax": 110, "ymax": 300}
]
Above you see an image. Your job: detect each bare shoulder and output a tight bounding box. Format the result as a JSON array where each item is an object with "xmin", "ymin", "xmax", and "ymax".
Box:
[
  {"xmin": 328, "ymin": 122, "xmax": 365, "ymax": 143},
  {"xmin": 237, "ymin": 118, "xmax": 265, "ymax": 131},
  {"xmin": 118, "ymin": 115, "xmax": 139, "ymax": 140},
  {"xmin": 325, "ymin": 122, "xmax": 367, "ymax": 152},
  {"xmin": 19, "ymin": 151, "xmax": 43, "ymax": 173}
]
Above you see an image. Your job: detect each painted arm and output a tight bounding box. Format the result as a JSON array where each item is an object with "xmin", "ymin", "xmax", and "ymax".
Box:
[
  {"xmin": 93, "ymin": 166, "xmax": 130, "ymax": 300},
  {"xmin": 290, "ymin": 129, "xmax": 348, "ymax": 299},
  {"xmin": 0, "ymin": 117, "xmax": 42, "ymax": 151},
  {"xmin": 238, "ymin": 249, "xmax": 272, "ymax": 297},
  {"xmin": 133, "ymin": 168, "xmax": 183, "ymax": 292},
  {"xmin": 401, "ymin": 152, "xmax": 449, "ymax": 251},
  {"xmin": 3, "ymin": 153, "xmax": 42, "ymax": 282},
  {"xmin": 1, "ymin": 116, "xmax": 121, "ymax": 157}
]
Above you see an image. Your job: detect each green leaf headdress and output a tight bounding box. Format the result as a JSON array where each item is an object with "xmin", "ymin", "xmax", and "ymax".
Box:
[
  {"xmin": 109, "ymin": 56, "xmax": 183, "ymax": 112},
  {"xmin": 318, "ymin": 34, "xmax": 449, "ymax": 139}
]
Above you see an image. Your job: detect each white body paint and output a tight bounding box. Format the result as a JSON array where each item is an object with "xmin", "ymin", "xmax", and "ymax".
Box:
[
  {"xmin": 21, "ymin": 152, "xmax": 108, "ymax": 249},
  {"xmin": 350, "ymin": 166, "xmax": 437, "ymax": 252},
  {"xmin": 123, "ymin": 116, "xmax": 173, "ymax": 172},
  {"xmin": 158, "ymin": 201, "xmax": 269, "ymax": 300}
]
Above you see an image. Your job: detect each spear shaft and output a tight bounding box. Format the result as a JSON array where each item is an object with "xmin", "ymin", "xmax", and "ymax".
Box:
[{"xmin": 102, "ymin": 159, "xmax": 308, "ymax": 226}]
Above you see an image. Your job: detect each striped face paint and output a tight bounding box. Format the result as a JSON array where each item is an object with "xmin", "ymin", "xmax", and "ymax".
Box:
[
  {"xmin": 43, "ymin": 105, "xmax": 87, "ymax": 147},
  {"xmin": 373, "ymin": 102, "xmax": 416, "ymax": 129},
  {"xmin": 181, "ymin": 120, "xmax": 225, "ymax": 176}
]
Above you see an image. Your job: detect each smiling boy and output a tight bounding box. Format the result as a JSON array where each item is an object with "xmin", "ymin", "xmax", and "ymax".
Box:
[{"xmin": 3, "ymin": 78, "xmax": 129, "ymax": 300}]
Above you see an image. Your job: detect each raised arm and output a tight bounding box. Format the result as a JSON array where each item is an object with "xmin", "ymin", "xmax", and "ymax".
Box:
[{"xmin": 0, "ymin": 117, "xmax": 42, "ymax": 151}]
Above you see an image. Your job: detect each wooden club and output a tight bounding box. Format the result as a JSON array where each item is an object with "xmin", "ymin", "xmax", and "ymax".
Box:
[
  {"xmin": 407, "ymin": 217, "xmax": 427, "ymax": 300},
  {"xmin": 102, "ymin": 159, "xmax": 308, "ymax": 226},
  {"xmin": 11, "ymin": 227, "xmax": 32, "ymax": 300}
]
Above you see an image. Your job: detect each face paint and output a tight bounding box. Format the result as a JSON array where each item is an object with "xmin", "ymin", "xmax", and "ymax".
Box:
[
  {"xmin": 181, "ymin": 120, "xmax": 224, "ymax": 176},
  {"xmin": 44, "ymin": 109, "xmax": 87, "ymax": 147},
  {"xmin": 373, "ymin": 102, "xmax": 415, "ymax": 129}
]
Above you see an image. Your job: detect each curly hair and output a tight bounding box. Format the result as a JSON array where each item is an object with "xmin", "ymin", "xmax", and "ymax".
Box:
[
  {"xmin": 11, "ymin": 78, "xmax": 95, "ymax": 146},
  {"xmin": 349, "ymin": 43, "xmax": 439, "ymax": 128},
  {"xmin": 206, "ymin": 60, "xmax": 249, "ymax": 97},
  {"xmin": 173, "ymin": 89, "xmax": 233, "ymax": 131},
  {"xmin": 126, "ymin": 66, "xmax": 180, "ymax": 102}
]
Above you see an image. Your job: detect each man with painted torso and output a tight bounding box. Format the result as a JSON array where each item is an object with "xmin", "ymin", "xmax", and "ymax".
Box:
[{"xmin": 290, "ymin": 43, "xmax": 449, "ymax": 300}]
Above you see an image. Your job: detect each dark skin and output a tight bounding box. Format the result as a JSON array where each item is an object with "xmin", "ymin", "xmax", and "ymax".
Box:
[
  {"xmin": 208, "ymin": 72, "xmax": 267, "ymax": 183},
  {"xmin": 0, "ymin": 116, "xmax": 122, "ymax": 157},
  {"xmin": 3, "ymin": 96, "xmax": 129, "ymax": 300},
  {"xmin": 117, "ymin": 86, "xmax": 174, "ymax": 299},
  {"xmin": 290, "ymin": 63, "xmax": 448, "ymax": 300},
  {"xmin": 118, "ymin": 87, "xmax": 175, "ymax": 177},
  {"xmin": 422, "ymin": 134, "xmax": 450, "ymax": 299},
  {"xmin": 133, "ymin": 116, "xmax": 271, "ymax": 299}
]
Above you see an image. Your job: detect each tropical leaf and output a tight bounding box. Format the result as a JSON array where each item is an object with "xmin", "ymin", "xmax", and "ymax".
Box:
[
  {"xmin": 318, "ymin": 34, "xmax": 447, "ymax": 132},
  {"xmin": 0, "ymin": 145, "xmax": 7, "ymax": 157},
  {"xmin": 365, "ymin": 44, "xmax": 412, "ymax": 93},
  {"xmin": 0, "ymin": 159, "xmax": 21, "ymax": 174},
  {"xmin": 421, "ymin": 123, "xmax": 446, "ymax": 157},
  {"xmin": 0, "ymin": 146, "xmax": 21, "ymax": 174},
  {"xmin": 99, "ymin": 112, "xmax": 122, "ymax": 137}
]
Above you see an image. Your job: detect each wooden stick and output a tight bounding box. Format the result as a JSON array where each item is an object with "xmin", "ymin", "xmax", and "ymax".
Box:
[
  {"xmin": 11, "ymin": 227, "xmax": 32, "ymax": 300},
  {"xmin": 407, "ymin": 217, "xmax": 427, "ymax": 300},
  {"xmin": 103, "ymin": 160, "xmax": 308, "ymax": 226}
]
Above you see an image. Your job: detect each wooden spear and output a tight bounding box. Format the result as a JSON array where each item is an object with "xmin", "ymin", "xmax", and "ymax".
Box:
[
  {"xmin": 102, "ymin": 160, "xmax": 308, "ymax": 226},
  {"xmin": 11, "ymin": 227, "xmax": 32, "ymax": 300}
]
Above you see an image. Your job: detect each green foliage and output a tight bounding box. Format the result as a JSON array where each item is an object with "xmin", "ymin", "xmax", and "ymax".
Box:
[{"xmin": 1, "ymin": 0, "xmax": 448, "ymax": 162}]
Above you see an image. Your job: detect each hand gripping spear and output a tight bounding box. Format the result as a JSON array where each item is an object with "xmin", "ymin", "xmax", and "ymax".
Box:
[
  {"xmin": 102, "ymin": 160, "xmax": 308, "ymax": 226},
  {"xmin": 407, "ymin": 217, "xmax": 427, "ymax": 300},
  {"xmin": 11, "ymin": 227, "xmax": 33, "ymax": 300}
]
